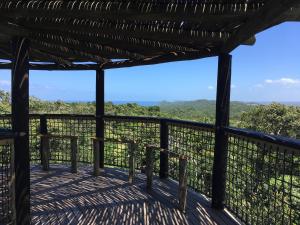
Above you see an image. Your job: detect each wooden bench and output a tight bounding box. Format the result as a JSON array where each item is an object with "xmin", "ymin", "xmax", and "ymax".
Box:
[{"xmin": 40, "ymin": 134, "xmax": 78, "ymax": 173}]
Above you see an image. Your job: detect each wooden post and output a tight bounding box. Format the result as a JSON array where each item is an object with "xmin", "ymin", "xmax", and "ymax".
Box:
[
  {"xmin": 211, "ymin": 53, "xmax": 232, "ymax": 209},
  {"xmin": 39, "ymin": 114, "xmax": 47, "ymax": 165},
  {"xmin": 178, "ymin": 156, "xmax": 188, "ymax": 212},
  {"xmin": 128, "ymin": 141, "xmax": 136, "ymax": 184},
  {"xmin": 41, "ymin": 135, "xmax": 50, "ymax": 171},
  {"xmin": 11, "ymin": 37, "xmax": 30, "ymax": 225},
  {"xmin": 96, "ymin": 69, "xmax": 105, "ymax": 168},
  {"xmin": 159, "ymin": 119, "xmax": 169, "ymax": 178},
  {"xmin": 146, "ymin": 145, "xmax": 155, "ymax": 191},
  {"xmin": 71, "ymin": 137, "xmax": 78, "ymax": 173},
  {"xmin": 93, "ymin": 138, "xmax": 100, "ymax": 176}
]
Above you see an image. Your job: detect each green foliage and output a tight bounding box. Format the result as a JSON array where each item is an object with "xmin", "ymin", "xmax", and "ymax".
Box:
[
  {"xmin": 240, "ymin": 103, "xmax": 300, "ymax": 139},
  {"xmin": 160, "ymin": 99, "xmax": 253, "ymax": 124},
  {"xmin": 0, "ymin": 90, "xmax": 10, "ymax": 114}
]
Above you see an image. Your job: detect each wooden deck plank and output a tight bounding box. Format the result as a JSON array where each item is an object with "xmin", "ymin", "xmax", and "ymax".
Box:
[{"xmin": 30, "ymin": 165, "xmax": 240, "ymax": 225}]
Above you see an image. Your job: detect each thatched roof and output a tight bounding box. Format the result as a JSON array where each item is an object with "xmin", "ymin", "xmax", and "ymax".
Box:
[{"xmin": 0, "ymin": 0, "xmax": 299, "ymax": 70}]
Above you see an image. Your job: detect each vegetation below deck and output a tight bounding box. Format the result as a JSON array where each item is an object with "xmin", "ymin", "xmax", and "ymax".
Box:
[{"xmin": 1, "ymin": 90, "xmax": 299, "ymax": 139}]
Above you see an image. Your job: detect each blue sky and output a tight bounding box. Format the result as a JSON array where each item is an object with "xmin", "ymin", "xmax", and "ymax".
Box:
[{"xmin": 0, "ymin": 22, "xmax": 299, "ymax": 102}]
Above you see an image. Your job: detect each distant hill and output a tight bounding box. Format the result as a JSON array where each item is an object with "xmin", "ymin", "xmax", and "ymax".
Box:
[{"xmin": 159, "ymin": 100, "xmax": 254, "ymax": 122}]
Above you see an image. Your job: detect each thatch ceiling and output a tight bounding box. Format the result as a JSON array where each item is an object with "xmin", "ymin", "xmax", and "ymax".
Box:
[{"xmin": 0, "ymin": 0, "xmax": 299, "ymax": 70}]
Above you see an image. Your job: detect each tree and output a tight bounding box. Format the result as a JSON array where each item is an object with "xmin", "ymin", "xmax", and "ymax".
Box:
[{"xmin": 240, "ymin": 103, "xmax": 300, "ymax": 139}]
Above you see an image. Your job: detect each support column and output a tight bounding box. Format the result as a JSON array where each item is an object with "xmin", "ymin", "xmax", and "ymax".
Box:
[
  {"xmin": 96, "ymin": 69, "xmax": 105, "ymax": 168},
  {"xmin": 159, "ymin": 119, "xmax": 169, "ymax": 178},
  {"xmin": 211, "ymin": 53, "xmax": 232, "ymax": 209},
  {"xmin": 11, "ymin": 37, "xmax": 30, "ymax": 225},
  {"xmin": 39, "ymin": 115, "xmax": 47, "ymax": 165}
]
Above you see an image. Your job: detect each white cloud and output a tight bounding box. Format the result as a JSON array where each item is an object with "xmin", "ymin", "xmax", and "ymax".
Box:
[
  {"xmin": 254, "ymin": 84, "xmax": 264, "ymax": 88},
  {"xmin": 208, "ymin": 86, "xmax": 214, "ymax": 90},
  {"xmin": 265, "ymin": 77, "xmax": 300, "ymax": 85}
]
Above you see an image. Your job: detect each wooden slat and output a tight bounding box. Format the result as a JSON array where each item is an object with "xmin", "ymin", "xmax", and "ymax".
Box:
[
  {"xmin": 0, "ymin": 1, "xmax": 263, "ymax": 23},
  {"xmin": 30, "ymin": 165, "xmax": 241, "ymax": 225}
]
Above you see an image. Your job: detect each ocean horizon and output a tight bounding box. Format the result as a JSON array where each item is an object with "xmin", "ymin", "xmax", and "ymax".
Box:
[{"xmin": 63, "ymin": 100, "xmax": 300, "ymax": 107}]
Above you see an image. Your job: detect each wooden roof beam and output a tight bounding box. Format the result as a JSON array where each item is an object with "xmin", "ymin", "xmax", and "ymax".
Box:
[
  {"xmin": 30, "ymin": 48, "xmax": 73, "ymax": 67},
  {"xmin": 221, "ymin": 0, "xmax": 300, "ymax": 53},
  {"xmin": 102, "ymin": 50, "xmax": 218, "ymax": 69},
  {"xmin": 0, "ymin": 49, "xmax": 218, "ymax": 70}
]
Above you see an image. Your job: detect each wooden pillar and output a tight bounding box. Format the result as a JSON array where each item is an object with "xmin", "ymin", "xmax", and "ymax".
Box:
[
  {"xmin": 39, "ymin": 115, "xmax": 47, "ymax": 165},
  {"xmin": 211, "ymin": 53, "xmax": 232, "ymax": 209},
  {"xmin": 146, "ymin": 145, "xmax": 155, "ymax": 191},
  {"xmin": 11, "ymin": 37, "xmax": 30, "ymax": 225},
  {"xmin": 93, "ymin": 138, "xmax": 100, "ymax": 176},
  {"xmin": 178, "ymin": 156, "xmax": 188, "ymax": 212},
  {"xmin": 128, "ymin": 141, "xmax": 136, "ymax": 184},
  {"xmin": 41, "ymin": 135, "xmax": 50, "ymax": 171},
  {"xmin": 70, "ymin": 137, "xmax": 78, "ymax": 173},
  {"xmin": 159, "ymin": 119, "xmax": 169, "ymax": 178},
  {"xmin": 96, "ymin": 69, "xmax": 105, "ymax": 168}
]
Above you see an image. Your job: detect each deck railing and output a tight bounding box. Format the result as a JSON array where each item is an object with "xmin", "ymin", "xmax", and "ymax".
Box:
[
  {"xmin": 0, "ymin": 130, "xmax": 15, "ymax": 225},
  {"xmin": 0, "ymin": 114, "xmax": 299, "ymax": 225}
]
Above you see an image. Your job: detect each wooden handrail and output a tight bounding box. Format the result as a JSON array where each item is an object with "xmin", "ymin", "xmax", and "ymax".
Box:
[{"xmin": 0, "ymin": 138, "xmax": 14, "ymax": 145}]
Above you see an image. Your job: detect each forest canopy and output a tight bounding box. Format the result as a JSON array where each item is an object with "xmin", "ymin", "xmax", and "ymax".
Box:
[{"xmin": 0, "ymin": 90, "xmax": 299, "ymax": 139}]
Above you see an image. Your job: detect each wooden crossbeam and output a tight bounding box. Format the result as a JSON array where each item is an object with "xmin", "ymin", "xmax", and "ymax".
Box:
[
  {"xmin": 0, "ymin": 49, "xmax": 216, "ymax": 70},
  {"xmin": 221, "ymin": 0, "xmax": 300, "ymax": 53},
  {"xmin": 102, "ymin": 50, "xmax": 217, "ymax": 69},
  {"xmin": 30, "ymin": 48, "xmax": 73, "ymax": 67}
]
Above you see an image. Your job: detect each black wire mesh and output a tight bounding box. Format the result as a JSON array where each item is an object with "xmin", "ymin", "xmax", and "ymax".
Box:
[
  {"xmin": 0, "ymin": 138, "xmax": 15, "ymax": 225},
  {"xmin": 46, "ymin": 115, "xmax": 96, "ymax": 164},
  {"xmin": 226, "ymin": 132, "xmax": 300, "ymax": 225},
  {"xmin": 29, "ymin": 115, "xmax": 41, "ymax": 162},
  {"xmin": 0, "ymin": 115, "xmax": 41, "ymax": 163},
  {"xmin": 167, "ymin": 122, "xmax": 215, "ymax": 197},
  {"xmin": 104, "ymin": 116, "xmax": 160, "ymax": 171}
]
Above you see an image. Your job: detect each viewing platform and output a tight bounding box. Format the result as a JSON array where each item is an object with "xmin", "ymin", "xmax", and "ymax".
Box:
[{"xmin": 31, "ymin": 165, "xmax": 239, "ymax": 225}]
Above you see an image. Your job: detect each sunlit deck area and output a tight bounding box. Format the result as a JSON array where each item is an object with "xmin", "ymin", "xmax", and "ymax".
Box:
[{"xmin": 30, "ymin": 165, "xmax": 239, "ymax": 225}]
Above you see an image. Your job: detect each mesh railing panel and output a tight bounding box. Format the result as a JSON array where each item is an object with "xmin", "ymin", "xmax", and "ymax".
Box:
[
  {"xmin": 0, "ymin": 115, "xmax": 40, "ymax": 163},
  {"xmin": 29, "ymin": 115, "xmax": 41, "ymax": 162},
  {"xmin": 167, "ymin": 122, "xmax": 215, "ymax": 197},
  {"xmin": 0, "ymin": 139, "xmax": 15, "ymax": 225},
  {"xmin": 226, "ymin": 132, "xmax": 300, "ymax": 225},
  {"xmin": 46, "ymin": 115, "xmax": 96, "ymax": 164},
  {"xmin": 104, "ymin": 117, "xmax": 160, "ymax": 171}
]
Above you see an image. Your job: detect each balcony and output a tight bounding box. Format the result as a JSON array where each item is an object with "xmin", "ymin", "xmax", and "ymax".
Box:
[{"xmin": 1, "ymin": 114, "xmax": 299, "ymax": 224}]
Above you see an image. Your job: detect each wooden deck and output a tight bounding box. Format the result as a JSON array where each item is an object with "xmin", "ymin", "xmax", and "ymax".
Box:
[{"xmin": 30, "ymin": 165, "xmax": 240, "ymax": 225}]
